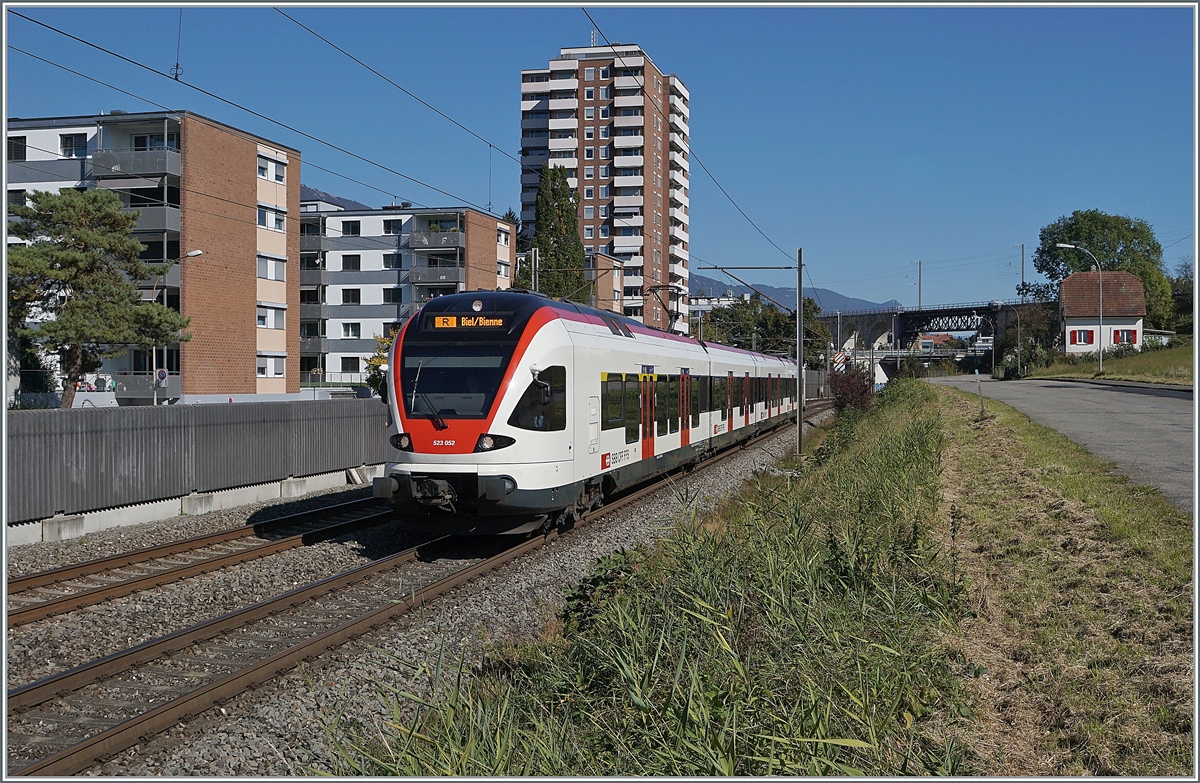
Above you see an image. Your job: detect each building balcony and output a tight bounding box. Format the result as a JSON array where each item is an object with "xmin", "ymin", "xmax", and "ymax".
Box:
[
  {"xmin": 613, "ymin": 195, "xmax": 643, "ymax": 209},
  {"xmin": 408, "ymin": 230, "xmax": 466, "ymax": 249},
  {"xmin": 669, "ymin": 151, "xmax": 690, "ymax": 173},
  {"xmin": 521, "ymin": 98, "xmax": 549, "ymax": 112},
  {"xmin": 547, "ymin": 157, "xmax": 578, "ymax": 169},
  {"xmin": 547, "ymin": 77, "xmax": 579, "ymax": 91},
  {"xmin": 613, "ymin": 75, "xmax": 645, "ymax": 90},
  {"xmin": 411, "ymin": 265, "xmax": 466, "ymax": 284},
  {"xmin": 670, "ymin": 94, "xmax": 690, "ymax": 118},
  {"xmin": 124, "ymin": 205, "xmax": 180, "ymax": 233},
  {"xmin": 669, "ymin": 207, "xmax": 688, "ymax": 224},
  {"xmin": 521, "ymin": 171, "xmax": 542, "ymax": 186},
  {"xmin": 613, "ymin": 175, "xmax": 643, "ymax": 188},
  {"xmin": 669, "ymin": 168, "xmax": 689, "ymax": 187},
  {"xmin": 614, "ymin": 214, "xmax": 644, "ymax": 228},
  {"xmin": 669, "ymin": 225, "xmax": 689, "ymax": 243},
  {"xmin": 299, "ymin": 267, "xmax": 326, "ymax": 285},
  {"xmin": 520, "ymin": 190, "xmax": 538, "ymax": 204},
  {"xmin": 521, "ymin": 117, "xmax": 550, "ymax": 129},
  {"xmin": 669, "ymin": 243, "xmax": 689, "ymax": 263},
  {"xmin": 548, "ymin": 117, "xmax": 578, "ymax": 131},
  {"xmin": 520, "ymin": 208, "xmax": 536, "ymax": 223},
  {"xmin": 669, "ymin": 112, "xmax": 688, "ymax": 134},
  {"xmin": 669, "ymin": 132, "xmax": 689, "ymax": 152},
  {"xmin": 612, "ymin": 154, "xmax": 643, "ymax": 167},
  {"xmin": 548, "ymin": 98, "xmax": 578, "ymax": 111},
  {"xmin": 669, "ymin": 76, "xmax": 689, "ymax": 100},
  {"xmin": 613, "ymin": 115, "xmax": 644, "ymax": 129},
  {"xmin": 522, "ymin": 135, "xmax": 549, "ymax": 149},
  {"xmin": 299, "ymin": 336, "xmax": 328, "ymax": 354},
  {"xmin": 299, "ymin": 302, "xmax": 326, "ymax": 319},
  {"xmin": 548, "ymin": 137, "xmax": 578, "ymax": 151},
  {"xmin": 614, "ymin": 95, "xmax": 644, "ymax": 108},
  {"xmin": 612, "ymin": 235, "xmax": 644, "ymax": 251},
  {"xmin": 669, "ymin": 187, "xmax": 688, "ymax": 208},
  {"xmin": 92, "ymin": 148, "xmax": 181, "ymax": 178},
  {"xmin": 612, "ymin": 135, "xmax": 643, "ymax": 149},
  {"xmin": 8, "ymin": 158, "xmax": 88, "ymax": 184},
  {"xmin": 110, "ymin": 371, "xmax": 182, "ymax": 401},
  {"xmin": 300, "ymin": 235, "xmax": 325, "ymax": 252},
  {"xmin": 522, "ymin": 150, "xmax": 550, "ymax": 165},
  {"xmin": 669, "ymin": 262, "xmax": 689, "ymax": 282}
]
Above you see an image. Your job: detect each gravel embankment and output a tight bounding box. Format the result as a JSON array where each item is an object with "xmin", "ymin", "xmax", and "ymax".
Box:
[{"xmin": 5, "ymin": 421, "xmax": 826, "ymax": 776}]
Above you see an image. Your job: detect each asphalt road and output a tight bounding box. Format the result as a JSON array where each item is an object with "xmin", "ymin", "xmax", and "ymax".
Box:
[{"xmin": 927, "ymin": 376, "xmax": 1194, "ymax": 514}]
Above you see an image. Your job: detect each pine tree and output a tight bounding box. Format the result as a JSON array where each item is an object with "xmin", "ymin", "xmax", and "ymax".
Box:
[
  {"xmin": 7, "ymin": 188, "xmax": 191, "ymax": 408},
  {"xmin": 515, "ymin": 163, "xmax": 592, "ymax": 302}
]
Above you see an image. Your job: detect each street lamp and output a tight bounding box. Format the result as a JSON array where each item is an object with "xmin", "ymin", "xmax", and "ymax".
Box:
[
  {"xmin": 1056, "ymin": 243, "xmax": 1103, "ymax": 373},
  {"xmin": 147, "ymin": 249, "xmax": 203, "ymax": 405},
  {"xmin": 972, "ymin": 310, "xmax": 995, "ymax": 374},
  {"xmin": 991, "ymin": 300, "xmax": 1021, "ymax": 378}
]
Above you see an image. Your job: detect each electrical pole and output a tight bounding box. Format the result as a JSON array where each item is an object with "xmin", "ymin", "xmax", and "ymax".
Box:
[
  {"xmin": 1015, "ymin": 243, "xmax": 1025, "ymax": 301},
  {"xmin": 530, "ymin": 246, "xmax": 539, "ymax": 293},
  {"xmin": 796, "ymin": 247, "xmax": 804, "ymax": 457}
]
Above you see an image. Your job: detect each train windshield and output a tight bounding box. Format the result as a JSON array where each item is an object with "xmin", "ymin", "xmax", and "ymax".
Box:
[{"xmin": 400, "ymin": 346, "xmax": 510, "ymax": 419}]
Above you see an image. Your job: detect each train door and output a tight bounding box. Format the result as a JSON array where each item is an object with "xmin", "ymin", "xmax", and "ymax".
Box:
[
  {"xmin": 726, "ymin": 370, "xmax": 735, "ymax": 430},
  {"xmin": 744, "ymin": 372, "xmax": 752, "ymax": 427},
  {"xmin": 641, "ymin": 373, "xmax": 655, "ymax": 459},
  {"xmin": 680, "ymin": 370, "xmax": 691, "ymax": 448}
]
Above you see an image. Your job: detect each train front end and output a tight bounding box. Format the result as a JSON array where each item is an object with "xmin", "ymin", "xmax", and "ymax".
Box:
[{"xmin": 373, "ymin": 291, "xmax": 576, "ymax": 533}]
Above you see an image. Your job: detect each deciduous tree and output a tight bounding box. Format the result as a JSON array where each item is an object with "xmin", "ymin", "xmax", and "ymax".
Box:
[
  {"xmin": 7, "ymin": 188, "xmax": 190, "ymax": 408},
  {"xmin": 1022, "ymin": 209, "xmax": 1173, "ymax": 329}
]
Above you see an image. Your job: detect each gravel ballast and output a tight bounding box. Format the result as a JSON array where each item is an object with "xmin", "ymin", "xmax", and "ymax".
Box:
[{"xmin": 5, "ymin": 421, "xmax": 826, "ymax": 776}]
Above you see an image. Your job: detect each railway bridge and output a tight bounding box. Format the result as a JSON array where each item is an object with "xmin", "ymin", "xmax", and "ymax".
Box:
[{"xmin": 817, "ymin": 299, "xmax": 1055, "ymax": 351}]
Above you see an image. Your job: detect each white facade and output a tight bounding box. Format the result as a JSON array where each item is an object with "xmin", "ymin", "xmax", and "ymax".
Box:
[{"xmin": 1062, "ymin": 316, "xmax": 1144, "ymax": 354}]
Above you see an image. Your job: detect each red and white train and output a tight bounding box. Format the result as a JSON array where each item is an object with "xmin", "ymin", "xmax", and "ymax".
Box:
[{"xmin": 373, "ymin": 290, "xmax": 798, "ymax": 533}]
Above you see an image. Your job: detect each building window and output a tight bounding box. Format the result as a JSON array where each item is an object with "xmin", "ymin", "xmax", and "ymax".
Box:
[
  {"xmin": 256, "ymin": 307, "xmax": 285, "ymax": 330},
  {"xmin": 256, "ymin": 255, "xmax": 286, "ymax": 281},
  {"xmin": 601, "ymin": 225, "xmax": 611, "ymax": 238},
  {"xmin": 132, "ymin": 133, "xmax": 178, "ymax": 151},
  {"xmin": 342, "ymin": 322, "xmax": 361, "ymax": 339},
  {"xmin": 584, "ymin": 107, "xmax": 595, "ymax": 120},
  {"xmin": 599, "ymin": 165, "xmax": 610, "ymax": 178},
  {"xmin": 383, "ymin": 219, "xmax": 403, "ymax": 235},
  {"xmin": 497, "ymin": 260, "xmax": 511, "ymax": 278},
  {"xmin": 300, "ymin": 287, "xmax": 321, "ymax": 304},
  {"xmin": 599, "ymin": 86, "xmax": 611, "ymax": 100},
  {"xmin": 584, "ymin": 147, "xmax": 594, "ymax": 160},
  {"xmin": 601, "ymin": 146, "xmax": 611, "ymax": 159},
  {"xmin": 497, "ymin": 228, "xmax": 510, "ymax": 246},
  {"xmin": 341, "ymin": 220, "xmax": 360, "ymax": 236},
  {"xmin": 585, "ymin": 67, "xmax": 595, "ymax": 81},
  {"xmin": 599, "ymin": 125, "xmax": 610, "ymax": 139},
  {"xmin": 600, "ymin": 106, "xmax": 610, "ymax": 119},
  {"xmin": 383, "ymin": 288, "xmax": 404, "ymax": 303},
  {"xmin": 584, "ymin": 205, "xmax": 594, "ymax": 219},
  {"xmin": 300, "ymin": 320, "xmax": 324, "ymax": 337},
  {"xmin": 258, "ymin": 157, "xmax": 268, "ymax": 177},
  {"xmin": 584, "ymin": 187, "xmax": 594, "ymax": 199},
  {"xmin": 257, "ymin": 208, "xmax": 267, "ymax": 227},
  {"xmin": 300, "ymin": 253, "xmax": 322, "ymax": 270},
  {"xmin": 342, "ymin": 254, "xmax": 361, "ymax": 271},
  {"xmin": 341, "ymin": 356, "xmax": 360, "ymax": 373},
  {"xmin": 600, "ymin": 67, "xmax": 610, "ymax": 78},
  {"xmin": 1069, "ymin": 329, "xmax": 1095, "ymax": 345},
  {"xmin": 8, "ymin": 136, "xmax": 27, "ymax": 161},
  {"xmin": 1114, "ymin": 329, "xmax": 1137, "ymax": 345},
  {"xmin": 585, "ymin": 166, "xmax": 594, "ymax": 179},
  {"xmin": 274, "ymin": 160, "xmax": 286, "ymax": 183},
  {"xmin": 599, "ymin": 204, "xmax": 610, "ymax": 218},
  {"xmin": 584, "ymin": 126, "xmax": 594, "ymax": 140},
  {"xmin": 342, "ymin": 288, "xmax": 361, "ymax": 305},
  {"xmin": 59, "ymin": 133, "xmax": 88, "ymax": 158},
  {"xmin": 585, "ymin": 87, "xmax": 594, "ymax": 100},
  {"xmin": 8, "ymin": 189, "xmax": 26, "ymax": 208},
  {"xmin": 599, "ymin": 185, "xmax": 611, "ymax": 198},
  {"xmin": 584, "ymin": 226, "xmax": 594, "ymax": 239},
  {"xmin": 273, "ymin": 213, "xmax": 285, "ymax": 231},
  {"xmin": 383, "ymin": 253, "xmax": 403, "ymax": 269}
]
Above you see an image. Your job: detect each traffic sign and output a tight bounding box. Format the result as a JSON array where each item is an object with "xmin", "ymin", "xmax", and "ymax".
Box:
[
  {"xmin": 833, "ymin": 352, "xmax": 846, "ymax": 368},
  {"xmin": 156, "ymin": 369, "xmax": 168, "ymax": 382}
]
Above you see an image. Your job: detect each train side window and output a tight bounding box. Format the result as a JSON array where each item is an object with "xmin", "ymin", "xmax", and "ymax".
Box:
[
  {"xmin": 668, "ymin": 375, "xmax": 679, "ymax": 433},
  {"xmin": 656, "ymin": 377, "xmax": 669, "ymax": 436},
  {"xmin": 507, "ymin": 365, "xmax": 566, "ymax": 431},
  {"xmin": 623, "ymin": 373, "xmax": 640, "ymax": 444},
  {"xmin": 690, "ymin": 376, "xmax": 700, "ymax": 428},
  {"xmin": 713, "ymin": 376, "xmax": 726, "ymax": 421},
  {"xmin": 602, "ymin": 374, "xmax": 623, "ymax": 430},
  {"xmin": 698, "ymin": 375, "xmax": 710, "ymax": 414}
]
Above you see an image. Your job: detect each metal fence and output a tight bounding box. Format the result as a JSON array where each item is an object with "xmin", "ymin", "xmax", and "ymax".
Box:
[{"xmin": 6, "ymin": 399, "xmax": 388, "ymax": 524}]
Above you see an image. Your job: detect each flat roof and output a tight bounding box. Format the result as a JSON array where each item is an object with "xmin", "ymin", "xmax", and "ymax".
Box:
[{"xmin": 7, "ymin": 109, "xmax": 300, "ymax": 154}]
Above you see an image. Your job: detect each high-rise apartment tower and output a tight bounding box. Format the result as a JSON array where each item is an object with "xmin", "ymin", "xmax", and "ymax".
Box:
[{"xmin": 520, "ymin": 44, "xmax": 690, "ymax": 334}]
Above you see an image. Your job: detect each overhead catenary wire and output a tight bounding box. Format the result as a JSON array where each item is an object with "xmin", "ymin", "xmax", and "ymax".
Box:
[
  {"xmin": 9, "ymin": 10, "xmax": 499, "ymax": 215},
  {"xmin": 8, "ymin": 44, "xmax": 422, "ymax": 209}
]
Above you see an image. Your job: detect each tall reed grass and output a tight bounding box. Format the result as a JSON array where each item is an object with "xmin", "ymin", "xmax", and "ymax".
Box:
[{"xmin": 327, "ymin": 379, "xmax": 967, "ymax": 775}]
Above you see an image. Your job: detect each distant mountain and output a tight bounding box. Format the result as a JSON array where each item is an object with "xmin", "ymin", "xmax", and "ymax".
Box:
[
  {"xmin": 299, "ymin": 184, "xmax": 372, "ymax": 211},
  {"xmin": 689, "ymin": 273, "xmax": 901, "ymax": 314}
]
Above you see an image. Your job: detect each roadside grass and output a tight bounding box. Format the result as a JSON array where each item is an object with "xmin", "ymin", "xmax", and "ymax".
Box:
[
  {"xmin": 326, "ymin": 380, "xmax": 974, "ymax": 775},
  {"xmin": 1026, "ymin": 343, "xmax": 1193, "ymax": 386},
  {"xmin": 932, "ymin": 386, "xmax": 1193, "ymax": 775}
]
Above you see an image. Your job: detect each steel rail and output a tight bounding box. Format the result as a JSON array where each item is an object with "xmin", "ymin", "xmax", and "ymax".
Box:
[
  {"xmin": 7, "ymin": 498, "xmax": 383, "ymax": 594},
  {"xmin": 6, "ymin": 508, "xmax": 395, "ymax": 627},
  {"xmin": 9, "ymin": 408, "xmax": 832, "ymax": 776}
]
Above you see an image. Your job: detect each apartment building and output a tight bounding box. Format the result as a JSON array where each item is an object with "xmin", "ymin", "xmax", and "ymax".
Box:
[
  {"xmin": 298, "ymin": 201, "xmax": 515, "ymax": 381},
  {"xmin": 520, "ymin": 43, "xmax": 691, "ymax": 334},
  {"xmin": 6, "ymin": 110, "xmax": 300, "ymax": 404}
]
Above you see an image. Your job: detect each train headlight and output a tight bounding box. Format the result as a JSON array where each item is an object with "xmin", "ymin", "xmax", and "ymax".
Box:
[
  {"xmin": 390, "ymin": 433, "xmax": 413, "ymax": 451},
  {"xmin": 474, "ymin": 434, "xmax": 515, "ymax": 452}
]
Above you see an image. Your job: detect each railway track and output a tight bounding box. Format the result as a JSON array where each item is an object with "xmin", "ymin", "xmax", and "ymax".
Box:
[
  {"xmin": 7, "ymin": 408, "xmax": 832, "ymax": 776},
  {"xmin": 5, "ymin": 499, "xmax": 392, "ymax": 628}
]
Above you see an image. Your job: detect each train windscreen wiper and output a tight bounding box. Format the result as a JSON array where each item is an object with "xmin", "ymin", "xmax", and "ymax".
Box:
[{"xmin": 409, "ymin": 360, "xmax": 448, "ymax": 430}]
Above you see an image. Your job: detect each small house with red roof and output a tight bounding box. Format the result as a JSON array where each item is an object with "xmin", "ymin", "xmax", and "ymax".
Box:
[{"xmin": 1059, "ymin": 271, "xmax": 1146, "ymax": 354}]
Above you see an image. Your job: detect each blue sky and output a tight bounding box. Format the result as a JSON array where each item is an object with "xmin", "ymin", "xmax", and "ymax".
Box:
[{"xmin": 5, "ymin": 3, "xmax": 1195, "ymax": 309}]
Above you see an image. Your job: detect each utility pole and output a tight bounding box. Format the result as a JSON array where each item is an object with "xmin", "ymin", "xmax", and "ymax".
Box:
[
  {"xmin": 796, "ymin": 247, "xmax": 804, "ymax": 457},
  {"xmin": 914, "ymin": 259, "xmax": 922, "ymax": 310},
  {"xmin": 1015, "ymin": 243, "xmax": 1025, "ymax": 301},
  {"xmin": 530, "ymin": 247, "xmax": 539, "ymax": 293}
]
